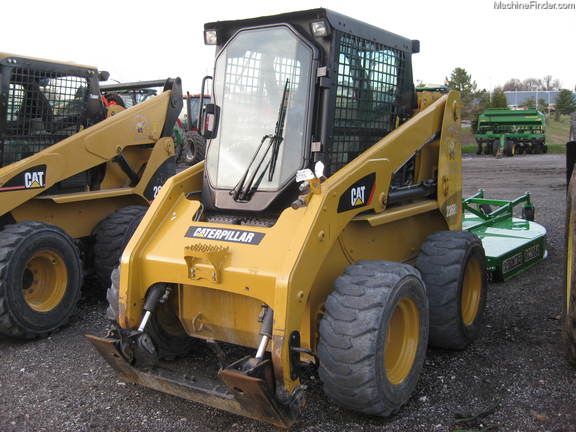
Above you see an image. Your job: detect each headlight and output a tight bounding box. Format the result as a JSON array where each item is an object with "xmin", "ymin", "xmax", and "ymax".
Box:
[
  {"xmin": 204, "ymin": 30, "xmax": 218, "ymax": 45},
  {"xmin": 310, "ymin": 19, "xmax": 330, "ymax": 37}
]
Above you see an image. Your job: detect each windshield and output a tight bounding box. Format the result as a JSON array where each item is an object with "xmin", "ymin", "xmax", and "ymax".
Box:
[{"xmin": 207, "ymin": 26, "xmax": 313, "ymax": 191}]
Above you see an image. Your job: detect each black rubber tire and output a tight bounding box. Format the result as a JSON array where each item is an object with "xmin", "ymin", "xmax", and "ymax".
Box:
[
  {"xmin": 93, "ymin": 206, "xmax": 147, "ymax": 286},
  {"xmin": 107, "ymin": 267, "xmax": 195, "ymax": 359},
  {"xmin": 516, "ymin": 144, "xmax": 525, "ymax": 155},
  {"xmin": 491, "ymin": 141, "xmax": 499, "ymax": 156},
  {"xmin": 482, "ymin": 143, "xmax": 492, "ymax": 155},
  {"xmin": 0, "ymin": 222, "xmax": 82, "ymax": 339},
  {"xmin": 542, "ymin": 144, "xmax": 548, "ymax": 154},
  {"xmin": 416, "ymin": 231, "xmax": 487, "ymax": 350},
  {"xmin": 504, "ymin": 140, "xmax": 515, "ymax": 157},
  {"xmin": 522, "ymin": 206, "xmax": 535, "ymax": 221},
  {"xmin": 318, "ymin": 261, "xmax": 428, "ymax": 417},
  {"xmin": 183, "ymin": 131, "xmax": 206, "ymax": 166}
]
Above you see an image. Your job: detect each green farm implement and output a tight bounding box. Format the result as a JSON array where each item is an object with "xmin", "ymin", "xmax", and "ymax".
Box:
[
  {"xmin": 475, "ymin": 108, "xmax": 546, "ymax": 157},
  {"xmin": 463, "ymin": 190, "xmax": 547, "ymax": 281}
]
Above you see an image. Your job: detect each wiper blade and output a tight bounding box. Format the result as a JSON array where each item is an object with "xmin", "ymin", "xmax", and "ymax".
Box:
[
  {"xmin": 231, "ymin": 134, "xmax": 273, "ymax": 202},
  {"xmin": 267, "ymin": 79, "xmax": 290, "ymax": 181},
  {"xmin": 231, "ymin": 79, "xmax": 290, "ymax": 202}
]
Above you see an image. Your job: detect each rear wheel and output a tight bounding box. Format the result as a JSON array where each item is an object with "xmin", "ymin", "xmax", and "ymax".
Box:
[
  {"xmin": 107, "ymin": 267, "xmax": 195, "ymax": 359},
  {"xmin": 0, "ymin": 222, "xmax": 82, "ymax": 338},
  {"xmin": 182, "ymin": 131, "xmax": 206, "ymax": 166},
  {"xmin": 318, "ymin": 261, "xmax": 428, "ymax": 416},
  {"xmin": 416, "ymin": 231, "xmax": 487, "ymax": 350},
  {"xmin": 93, "ymin": 206, "xmax": 147, "ymax": 286}
]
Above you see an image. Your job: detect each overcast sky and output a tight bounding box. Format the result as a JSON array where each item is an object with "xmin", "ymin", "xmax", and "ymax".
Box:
[{"xmin": 3, "ymin": 0, "xmax": 574, "ymax": 93}]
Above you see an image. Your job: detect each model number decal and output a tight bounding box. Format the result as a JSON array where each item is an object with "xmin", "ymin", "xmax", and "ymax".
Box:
[
  {"xmin": 185, "ymin": 226, "xmax": 265, "ymax": 245},
  {"xmin": 446, "ymin": 203, "xmax": 457, "ymax": 217}
]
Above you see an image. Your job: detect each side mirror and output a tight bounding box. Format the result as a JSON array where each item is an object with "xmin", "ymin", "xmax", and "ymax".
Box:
[{"xmin": 200, "ymin": 103, "xmax": 220, "ymax": 139}]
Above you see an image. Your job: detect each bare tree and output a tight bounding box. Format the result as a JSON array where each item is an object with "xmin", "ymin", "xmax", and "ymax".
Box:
[
  {"xmin": 503, "ymin": 78, "xmax": 523, "ymax": 91},
  {"xmin": 523, "ymin": 78, "xmax": 543, "ymax": 91}
]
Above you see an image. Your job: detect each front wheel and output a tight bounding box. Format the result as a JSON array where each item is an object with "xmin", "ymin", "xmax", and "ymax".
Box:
[
  {"xmin": 416, "ymin": 231, "xmax": 487, "ymax": 350},
  {"xmin": 93, "ymin": 206, "xmax": 147, "ymax": 286},
  {"xmin": 318, "ymin": 261, "xmax": 428, "ymax": 416},
  {"xmin": 0, "ymin": 222, "xmax": 82, "ymax": 339}
]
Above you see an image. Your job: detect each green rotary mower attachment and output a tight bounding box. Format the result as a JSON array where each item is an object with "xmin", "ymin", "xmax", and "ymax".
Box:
[{"xmin": 463, "ymin": 190, "xmax": 547, "ymax": 282}]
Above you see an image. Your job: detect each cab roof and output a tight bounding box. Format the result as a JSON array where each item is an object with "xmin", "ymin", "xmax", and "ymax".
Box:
[
  {"xmin": 0, "ymin": 52, "xmax": 98, "ymax": 71},
  {"xmin": 205, "ymin": 8, "xmax": 419, "ymax": 54}
]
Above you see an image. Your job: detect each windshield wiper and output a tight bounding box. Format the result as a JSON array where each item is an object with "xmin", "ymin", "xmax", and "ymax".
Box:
[{"xmin": 231, "ymin": 79, "xmax": 290, "ymax": 202}]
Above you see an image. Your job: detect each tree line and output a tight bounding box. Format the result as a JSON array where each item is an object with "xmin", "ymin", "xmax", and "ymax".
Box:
[{"xmin": 444, "ymin": 68, "xmax": 576, "ymax": 122}]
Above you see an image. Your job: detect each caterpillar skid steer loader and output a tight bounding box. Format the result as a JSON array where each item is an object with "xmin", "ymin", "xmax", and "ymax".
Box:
[
  {"xmin": 0, "ymin": 53, "xmax": 181, "ymax": 339},
  {"xmin": 87, "ymin": 9, "xmax": 487, "ymax": 427}
]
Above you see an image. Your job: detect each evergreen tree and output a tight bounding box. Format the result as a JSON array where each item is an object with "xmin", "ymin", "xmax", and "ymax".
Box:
[
  {"xmin": 555, "ymin": 89, "xmax": 576, "ymax": 120},
  {"xmin": 445, "ymin": 68, "xmax": 477, "ymax": 100},
  {"xmin": 490, "ymin": 88, "xmax": 508, "ymax": 108}
]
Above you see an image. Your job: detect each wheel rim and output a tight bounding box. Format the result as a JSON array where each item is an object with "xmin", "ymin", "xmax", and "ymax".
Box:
[
  {"xmin": 22, "ymin": 250, "xmax": 68, "ymax": 312},
  {"xmin": 384, "ymin": 296, "xmax": 420, "ymax": 385},
  {"xmin": 461, "ymin": 256, "xmax": 482, "ymax": 326}
]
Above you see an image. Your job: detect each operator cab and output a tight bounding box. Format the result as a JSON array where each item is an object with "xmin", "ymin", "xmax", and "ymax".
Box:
[
  {"xmin": 199, "ymin": 9, "xmax": 419, "ymax": 219},
  {"xmin": 0, "ymin": 54, "xmax": 106, "ymax": 169}
]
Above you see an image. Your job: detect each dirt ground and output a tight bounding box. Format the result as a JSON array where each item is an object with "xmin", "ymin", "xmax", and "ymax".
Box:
[{"xmin": 1, "ymin": 154, "xmax": 575, "ymax": 432}]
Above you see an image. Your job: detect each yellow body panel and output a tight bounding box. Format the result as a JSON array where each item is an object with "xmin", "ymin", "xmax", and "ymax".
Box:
[{"xmin": 119, "ymin": 92, "xmax": 461, "ymax": 395}]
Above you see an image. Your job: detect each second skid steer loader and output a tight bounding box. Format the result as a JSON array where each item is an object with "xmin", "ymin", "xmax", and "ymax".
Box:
[
  {"xmin": 88, "ymin": 9, "xmax": 488, "ymax": 427},
  {"xmin": 0, "ymin": 53, "xmax": 181, "ymax": 339}
]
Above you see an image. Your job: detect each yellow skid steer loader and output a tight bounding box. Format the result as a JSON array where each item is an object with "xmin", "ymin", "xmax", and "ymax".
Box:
[
  {"xmin": 0, "ymin": 53, "xmax": 182, "ymax": 338},
  {"xmin": 88, "ymin": 9, "xmax": 487, "ymax": 427}
]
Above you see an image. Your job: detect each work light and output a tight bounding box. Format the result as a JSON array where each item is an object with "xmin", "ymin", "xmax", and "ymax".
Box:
[{"xmin": 204, "ymin": 30, "xmax": 218, "ymax": 45}]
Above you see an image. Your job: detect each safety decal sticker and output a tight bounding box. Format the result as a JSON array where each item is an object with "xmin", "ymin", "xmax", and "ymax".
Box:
[
  {"xmin": 185, "ymin": 226, "xmax": 265, "ymax": 245},
  {"xmin": 0, "ymin": 165, "xmax": 47, "ymax": 192},
  {"xmin": 337, "ymin": 173, "xmax": 376, "ymax": 213}
]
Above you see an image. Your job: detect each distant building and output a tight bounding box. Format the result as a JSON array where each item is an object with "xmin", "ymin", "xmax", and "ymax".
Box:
[{"xmin": 504, "ymin": 90, "xmax": 561, "ymax": 109}]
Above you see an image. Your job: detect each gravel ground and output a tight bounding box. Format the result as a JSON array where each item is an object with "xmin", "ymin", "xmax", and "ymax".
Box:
[{"xmin": 1, "ymin": 154, "xmax": 575, "ymax": 432}]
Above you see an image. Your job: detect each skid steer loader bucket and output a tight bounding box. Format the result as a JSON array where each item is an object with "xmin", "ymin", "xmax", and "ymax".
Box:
[{"xmin": 86, "ymin": 334, "xmax": 296, "ymax": 427}]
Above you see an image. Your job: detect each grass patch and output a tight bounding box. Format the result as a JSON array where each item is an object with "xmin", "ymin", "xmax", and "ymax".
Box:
[
  {"xmin": 546, "ymin": 114, "xmax": 571, "ymax": 145},
  {"xmin": 546, "ymin": 144, "xmax": 565, "ymax": 153},
  {"xmin": 462, "ymin": 144, "xmax": 564, "ymax": 154}
]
